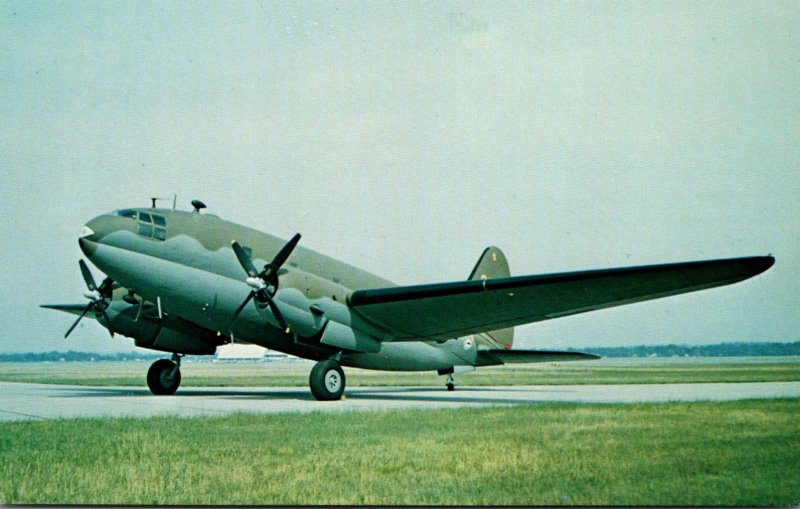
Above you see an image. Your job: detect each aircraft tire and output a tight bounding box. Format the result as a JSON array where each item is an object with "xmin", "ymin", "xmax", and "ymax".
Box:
[
  {"xmin": 309, "ymin": 360, "xmax": 345, "ymax": 401},
  {"xmin": 147, "ymin": 359, "xmax": 181, "ymax": 395}
]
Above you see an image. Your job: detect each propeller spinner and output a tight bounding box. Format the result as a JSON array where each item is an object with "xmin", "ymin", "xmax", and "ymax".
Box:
[
  {"xmin": 227, "ymin": 233, "xmax": 301, "ymax": 335},
  {"xmin": 65, "ymin": 260, "xmax": 115, "ymax": 338}
]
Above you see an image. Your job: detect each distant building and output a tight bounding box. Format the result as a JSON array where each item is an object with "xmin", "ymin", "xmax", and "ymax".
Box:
[{"xmin": 214, "ymin": 344, "xmax": 291, "ymax": 362}]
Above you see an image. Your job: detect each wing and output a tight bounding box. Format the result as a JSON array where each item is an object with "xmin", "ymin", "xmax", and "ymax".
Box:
[{"xmin": 348, "ymin": 256, "xmax": 774, "ymax": 341}]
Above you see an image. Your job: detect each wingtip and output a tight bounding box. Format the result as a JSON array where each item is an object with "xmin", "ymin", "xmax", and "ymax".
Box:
[
  {"xmin": 730, "ymin": 255, "xmax": 775, "ymax": 277},
  {"xmin": 755, "ymin": 255, "xmax": 775, "ymax": 274}
]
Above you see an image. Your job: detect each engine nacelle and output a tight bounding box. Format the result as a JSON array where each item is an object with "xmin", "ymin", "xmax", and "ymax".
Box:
[
  {"xmin": 318, "ymin": 320, "xmax": 381, "ymax": 353},
  {"xmin": 276, "ymin": 289, "xmax": 381, "ymax": 353},
  {"xmin": 138, "ymin": 323, "xmax": 220, "ymax": 355},
  {"xmin": 102, "ymin": 301, "xmax": 221, "ymax": 355}
]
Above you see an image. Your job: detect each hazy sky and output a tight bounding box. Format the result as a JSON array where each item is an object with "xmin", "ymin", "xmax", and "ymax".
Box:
[{"xmin": 1, "ymin": 1, "xmax": 797, "ymax": 353}]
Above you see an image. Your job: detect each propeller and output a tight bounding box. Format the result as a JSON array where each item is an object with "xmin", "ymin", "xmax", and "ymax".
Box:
[
  {"xmin": 227, "ymin": 234, "xmax": 301, "ymax": 334},
  {"xmin": 64, "ymin": 260, "xmax": 115, "ymax": 338}
]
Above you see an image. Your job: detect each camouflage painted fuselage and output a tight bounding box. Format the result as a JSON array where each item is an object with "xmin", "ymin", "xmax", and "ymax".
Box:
[{"xmin": 79, "ymin": 208, "xmax": 478, "ymax": 371}]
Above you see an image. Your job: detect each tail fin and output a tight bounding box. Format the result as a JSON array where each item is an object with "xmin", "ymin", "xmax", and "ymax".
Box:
[{"xmin": 468, "ymin": 246, "xmax": 514, "ymax": 349}]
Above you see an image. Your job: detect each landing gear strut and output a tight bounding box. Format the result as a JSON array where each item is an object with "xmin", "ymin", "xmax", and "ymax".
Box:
[
  {"xmin": 438, "ymin": 368, "xmax": 456, "ymax": 391},
  {"xmin": 309, "ymin": 359, "xmax": 345, "ymax": 401},
  {"xmin": 147, "ymin": 353, "xmax": 182, "ymax": 395},
  {"xmin": 446, "ymin": 372, "xmax": 455, "ymax": 392}
]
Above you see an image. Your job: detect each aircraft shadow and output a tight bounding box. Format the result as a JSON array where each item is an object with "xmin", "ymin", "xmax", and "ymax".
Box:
[
  {"xmin": 49, "ymin": 385, "xmax": 575, "ymax": 406},
  {"xmin": 51, "ymin": 386, "xmax": 316, "ymax": 401},
  {"xmin": 350, "ymin": 386, "xmax": 575, "ymax": 394},
  {"xmin": 344, "ymin": 387, "xmax": 572, "ymax": 406}
]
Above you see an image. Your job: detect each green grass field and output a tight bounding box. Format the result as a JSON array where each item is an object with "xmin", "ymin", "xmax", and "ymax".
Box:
[
  {"xmin": 1, "ymin": 357, "xmax": 797, "ymax": 387},
  {"xmin": 1, "ymin": 399, "xmax": 797, "ymax": 505}
]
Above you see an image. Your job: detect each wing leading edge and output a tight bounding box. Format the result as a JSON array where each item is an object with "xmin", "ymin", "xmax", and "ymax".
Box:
[{"xmin": 348, "ymin": 255, "xmax": 774, "ymax": 342}]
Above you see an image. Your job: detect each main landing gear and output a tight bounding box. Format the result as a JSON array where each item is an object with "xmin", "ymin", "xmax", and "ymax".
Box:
[
  {"xmin": 147, "ymin": 353, "xmax": 182, "ymax": 395},
  {"xmin": 309, "ymin": 359, "xmax": 346, "ymax": 401}
]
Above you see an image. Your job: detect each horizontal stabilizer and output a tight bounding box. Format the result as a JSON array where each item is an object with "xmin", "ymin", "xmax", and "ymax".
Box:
[
  {"xmin": 476, "ymin": 349, "xmax": 600, "ymax": 366},
  {"xmin": 40, "ymin": 304, "xmax": 93, "ymax": 317}
]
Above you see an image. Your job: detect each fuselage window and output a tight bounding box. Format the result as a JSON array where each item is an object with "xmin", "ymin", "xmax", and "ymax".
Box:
[
  {"xmin": 152, "ymin": 215, "xmax": 166, "ymax": 227},
  {"xmin": 138, "ymin": 212, "xmax": 152, "ymax": 223},
  {"xmin": 117, "ymin": 209, "xmax": 136, "ymax": 218},
  {"xmin": 137, "ymin": 223, "xmax": 153, "ymax": 237},
  {"xmin": 154, "ymin": 228, "xmax": 166, "ymax": 240}
]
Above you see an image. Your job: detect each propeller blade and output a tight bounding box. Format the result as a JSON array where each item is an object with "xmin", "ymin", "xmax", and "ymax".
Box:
[
  {"xmin": 231, "ymin": 241, "xmax": 259, "ymax": 277},
  {"xmin": 226, "ymin": 290, "xmax": 255, "ymax": 333},
  {"xmin": 264, "ymin": 233, "xmax": 301, "ymax": 278},
  {"xmin": 98, "ymin": 307, "xmax": 114, "ymax": 338},
  {"xmin": 263, "ymin": 293, "xmax": 289, "ymax": 332},
  {"xmin": 79, "ymin": 259, "xmax": 97, "ymax": 292},
  {"xmin": 69, "ymin": 261, "xmax": 116, "ymax": 338},
  {"xmin": 64, "ymin": 302, "xmax": 93, "ymax": 338}
]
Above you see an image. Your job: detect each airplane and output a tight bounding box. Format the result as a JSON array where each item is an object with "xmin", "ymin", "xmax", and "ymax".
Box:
[{"xmin": 42, "ymin": 199, "xmax": 774, "ymax": 400}]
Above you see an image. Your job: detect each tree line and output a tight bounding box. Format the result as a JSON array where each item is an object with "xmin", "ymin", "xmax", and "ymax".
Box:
[{"xmin": 567, "ymin": 341, "xmax": 800, "ymax": 358}]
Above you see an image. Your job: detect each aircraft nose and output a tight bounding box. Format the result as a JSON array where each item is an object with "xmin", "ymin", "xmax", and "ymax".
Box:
[
  {"xmin": 78, "ymin": 217, "xmax": 104, "ymax": 257},
  {"xmin": 79, "ymin": 235, "xmax": 96, "ymax": 257},
  {"xmin": 79, "ymin": 225, "xmax": 95, "ymax": 238}
]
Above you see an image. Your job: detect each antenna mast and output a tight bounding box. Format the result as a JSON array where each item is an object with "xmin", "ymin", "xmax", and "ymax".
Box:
[{"xmin": 149, "ymin": 196, "xmax": 172, "ymax": 209}]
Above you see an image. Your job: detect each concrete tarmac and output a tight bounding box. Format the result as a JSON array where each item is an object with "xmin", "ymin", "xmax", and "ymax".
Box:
[{"xmin": 1, "ymin": 381, "xmax": 798, "ymax": 421}]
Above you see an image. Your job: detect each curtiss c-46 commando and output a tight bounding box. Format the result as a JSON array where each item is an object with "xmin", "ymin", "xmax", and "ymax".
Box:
[{"xmin": 43, "ymin": 199, "xmax": 774, "ymax": 400}]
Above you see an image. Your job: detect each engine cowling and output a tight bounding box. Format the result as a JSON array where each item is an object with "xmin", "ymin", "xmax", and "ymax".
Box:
[
  {"xmin": 275, "ymin": 289, "xmax": 382, "ymax": 353},
  {"xmin": 102, "ymin": 301, "xmax": 221, "ymax": 355},
  {"xmin": 139, "ymin": 323, "xmax": 220, "ymax": 355}
]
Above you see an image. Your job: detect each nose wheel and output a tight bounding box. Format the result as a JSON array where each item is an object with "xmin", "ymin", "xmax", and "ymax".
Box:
[
  {"xmin": 309, "ymin": 359, "xmax": 346, "ymax": 401},
  {"xmin": 147, "ymin": 355, "xmax": 182, "ymax": 395}
]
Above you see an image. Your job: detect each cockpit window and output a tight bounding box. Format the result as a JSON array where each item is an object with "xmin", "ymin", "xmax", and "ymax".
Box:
[
  {"xmin": 137, "ymin": 223, "xmax": 153, "ymax": 237},
  {"xmin": 116, "ymin": 209, "xmax": 136, "ymax": 218},
  {"xmin": 134, "ymin": 212, "xmax": 167, "ymax": 241}
]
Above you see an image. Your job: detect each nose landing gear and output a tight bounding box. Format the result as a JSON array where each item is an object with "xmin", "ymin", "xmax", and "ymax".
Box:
[{"xmin": 147, "ymin": 353, "xmax": 182, "ymax": 395}]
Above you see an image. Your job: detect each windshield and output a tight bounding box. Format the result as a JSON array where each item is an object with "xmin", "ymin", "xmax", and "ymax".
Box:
[{"xmin": 114, "ymin": 209, "xmax": 137, "ymax": 218}]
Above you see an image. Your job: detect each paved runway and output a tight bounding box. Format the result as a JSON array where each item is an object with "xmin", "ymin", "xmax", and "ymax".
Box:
[{"xmin": 1, "ymin": 381, "xmax": 798, "ymax": 421}]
